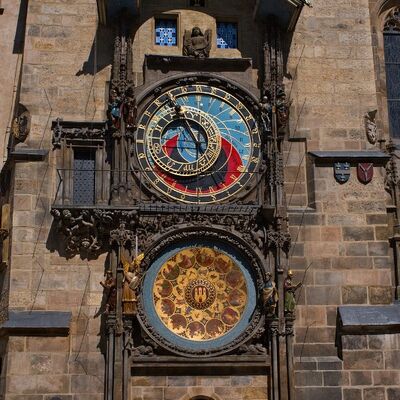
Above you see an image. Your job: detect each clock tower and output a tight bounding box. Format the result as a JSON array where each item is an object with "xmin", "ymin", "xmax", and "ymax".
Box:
[{"xmin": 42, "ymin": 1, "xmax": 303, "ymax": 400}]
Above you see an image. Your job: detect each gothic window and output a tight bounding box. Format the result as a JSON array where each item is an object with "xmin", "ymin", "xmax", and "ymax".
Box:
[
  {"xmin": 384, "ymin": 8, "xmax": 400, "ymax": 138},
  {"xmin": 155, "ymin": 18, "xmax": 178, "ymax": 46},
  {"xmin": 217, "ymin": 22, "xmax": 238, "ymax": 49},
  {"xmin": 73, "ymin": 148, "xmax": 96, "ymax": 205}
]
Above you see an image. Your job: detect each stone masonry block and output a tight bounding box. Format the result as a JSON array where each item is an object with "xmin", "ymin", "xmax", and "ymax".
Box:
[
  {"xmin": 296, "ymin": 387, "xmax": 341, "ymax": 400},
  {"xmin": 368, "ymin": 286, "xmax": 392, "ymax": 305},
  {"xmin": 388, "ymin": 388, "xmax": 400, "ymax": 400},
  {"xmin": 342, "ymin": 286, "xmax": 367, "ymax": 304},
  {"xmin": 306, "ymin": 287, "xmax": 341, "ymax": 305},
  {"xmin": 363, "ymin": 387, "xmax": 385, "ymax": 400},
  {"xmin": 295, "ymin": 371, "xmax": 323, "ymax": 387},
  {"xmin": 343, "ymin": 350, "xmax": 384, "ymax": 370},
  {"xmin": 343, "ymin": 388, "xmax": 362, "ymax": 400},
  {"xmin": 384, "ymin": 350, "xmax": 400, "ymax": 369},
  {"xmin": 350, "ymin": 371, "xmax": 372, "ymax": 386},
  {"xmin": 342, "ymin": 227, "xmax": 374, "ymax": 241}
]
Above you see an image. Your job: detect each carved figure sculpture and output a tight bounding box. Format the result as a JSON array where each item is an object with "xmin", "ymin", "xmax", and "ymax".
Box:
[
  {"xmin": 12, "ymin": 104, "xmax": 31, "ymax": 142},
  {"xmin": 122, "ymin": 253, "xmax": 144, "ymax": 315},
  {"xmin": 364, "ymin": 110, "xmax": 377, "ymax": 144},
  {"xmin": 262, "ymin": 273, "xmax": 278, "ymax": 316},
  {"xmin": 100, "ymin": 270, "xmax": 117, "ymax": 314},
  {"xmin": 284, "ymin": 270, "xmax": 301, "ymax": 314},
  {"xmin": 183, "ymin": 27, "xmax": 212, "ymax": 58}
]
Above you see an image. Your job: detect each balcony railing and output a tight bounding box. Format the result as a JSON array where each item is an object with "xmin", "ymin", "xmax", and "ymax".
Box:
[{"xmin": 53, "ymin": 168, "xmax": 266, "ymax": 207}]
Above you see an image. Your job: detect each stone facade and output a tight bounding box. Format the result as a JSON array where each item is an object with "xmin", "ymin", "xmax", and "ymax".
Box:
[{"xmin": 0, "ymin": 0, "xmax": 399, "ymax": 400}]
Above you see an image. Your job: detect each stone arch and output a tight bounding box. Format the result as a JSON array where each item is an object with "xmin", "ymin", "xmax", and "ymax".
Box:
[{"xmin": 181, "ymin": 394, "xmax": 223, "ymax": 400}]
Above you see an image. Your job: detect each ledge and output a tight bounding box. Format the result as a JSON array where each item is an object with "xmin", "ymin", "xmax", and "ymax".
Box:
[
  {"xmin": 336, "ymin": 304, "xmax": 400, "ymax": 358},
  {"xmin": 145, "ymin": 55, "xmax": 252, "ymax": 73},
  {"xmin": 337, "ymin": 304, "xmax": 400, "ymax": 335},
  {"xmin": 309, "ymin": 151, "xmax": 390, "ymax": 166},
  {"xmin": 10, "ymin": 148, "xmax": 48, "ymax": 162},
  {"xmin": 131, "ymin": 354, "xmax": 269, "ymax": 375},
  {"xmin": 0, "ymin": 311, "xmax": 72, "ymax": 337}
]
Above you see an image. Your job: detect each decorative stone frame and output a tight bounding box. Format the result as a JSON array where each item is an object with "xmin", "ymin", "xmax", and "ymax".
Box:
[
  {"xmin": 51, "ymin": 120, "xmax": 110, "ymax": 206},
  {"xmin": 136, "ymin": 226, "xmax": 267, "ymax": 357},
  {"xmin": 369, "ymin": 0, "xmax": 400, "ymax": 141}
]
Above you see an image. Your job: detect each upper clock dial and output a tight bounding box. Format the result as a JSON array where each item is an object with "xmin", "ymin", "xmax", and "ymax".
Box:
[{"xmin": 135, "ymin": 83, "xmax": 261, "ymax": 203}]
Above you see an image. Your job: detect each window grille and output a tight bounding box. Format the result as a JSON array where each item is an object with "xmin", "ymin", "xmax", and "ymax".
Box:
[
  {"xmin": 73, "ymin": 149, "xmax": 95, "ymax": 205},
  {"xmin": 384, "ymin": 8, "xmax": 400, "ymax": 137},
  {"xmin": 217, "ymin": 22, "xmax": 238, "ymax": 49},
  {"xmin": 155, "ymin": 18, "xmax": 177, "ymax": 46}
]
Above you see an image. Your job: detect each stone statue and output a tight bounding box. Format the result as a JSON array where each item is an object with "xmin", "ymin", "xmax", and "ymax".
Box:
[
  {"xmin": 260, "ymin": 95, "xmax": 272, "ymax": 134},
  {"xmin": 364, "ymin": 110, "xmax": 377, "ymax": 144},
  {"xmin": 263, "ymin": 273, "xmax": 278, "ymax": 316},
  {"xmin": 100, "ymin": 270, "xmax": 117, "ymax": 314},
  {"xmin": 122, "ymin": 253, "xmax": 144, "ymax": 315},
  {"xmin": 183, "ymin": 27, "xmax": 211, "ymax": 58},
  {"xmin": 284, "ymin": 270, "xmax": 301, "ymax": 314},
  {"xmin": 12, "ymin": 104, "xmax": 31, "ymax": 142},
  {"xmin": 108, "ymin": 88, "xmax": 122, "ymax": 129}
]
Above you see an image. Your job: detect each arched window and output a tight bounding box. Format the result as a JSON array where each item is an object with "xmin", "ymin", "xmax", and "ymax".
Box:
[{"xmin": 383, "ymin": 7, "xmax": 400, "ymax": 137}]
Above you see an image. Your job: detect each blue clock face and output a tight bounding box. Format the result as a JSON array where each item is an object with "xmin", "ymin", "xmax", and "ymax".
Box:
[{"xmin": 136, "ymin": 84, "xmax": 261, "ymax": 203}]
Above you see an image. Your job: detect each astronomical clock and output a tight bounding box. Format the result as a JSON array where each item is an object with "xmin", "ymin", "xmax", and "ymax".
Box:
[{"xmin": 127, "ymin": 73, "xmax": 269, "ymax": 360}]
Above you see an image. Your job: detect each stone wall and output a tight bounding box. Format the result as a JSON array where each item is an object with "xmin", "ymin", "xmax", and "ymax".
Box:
[
  {"xmin": 131, "ymin": 376, "xmax": 268, "ymax": 400},
  {"xmin": 0, "ymin": 0, "xmax": 398, "ymax": 399},
  {"xmin": 295, "ymin": 333, "xmax": 400, "ymax": 400}
]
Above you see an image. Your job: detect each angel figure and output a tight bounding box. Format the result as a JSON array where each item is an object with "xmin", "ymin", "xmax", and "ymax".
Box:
[
  {"xmin": 122, "ymin": 253, "xmax": 145, "ymax": 315},
  {"xmin": 183, "ymin": 27, "xmax": 212, "ymax": 58}
]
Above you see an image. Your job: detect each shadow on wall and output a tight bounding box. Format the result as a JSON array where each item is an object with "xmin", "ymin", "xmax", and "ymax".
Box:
[
  {"xmin": 76, "ymin": 24, "xmax": 115, "ymax": 76},
  {"xmin": 77, "ymin": 5, "xmax": 265, "ymax": 78},
  {"xmin": 13, "ymin": 0, "xmax": 28, "ymax": 54}
]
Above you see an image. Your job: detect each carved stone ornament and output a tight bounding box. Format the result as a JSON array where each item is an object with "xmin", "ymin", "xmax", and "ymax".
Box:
[
  {"xmin": 357, "ymin": 163, "xmax": 374, "ymax": 184},
  {"xmin": 52, "ymin": 119, "xmax": 107, "ymax": 148},
  {"xmin": 183, "ymin": 27, "xmax": 212, "ymax": 58},
  {"xmin": 0, "ymin": 228, "xmax": 8, "ymax": 242},
  {"xmin": 136, "ymin": 227, "xmax": 267, "ymax": 357},
  {"xmin": 364, "ymin": 110, "xmax": 377, "ymax": 144},
  {"xmin": 50, "ymin": 208, "xmax": 117, "ymax": 256},
  {"xmin": 12, "ymin": 104, "xmax": 30, "ymax": 142},
  {"xmin": 384, "ymin": 7, "xmax": 400, "ymax": 32}
]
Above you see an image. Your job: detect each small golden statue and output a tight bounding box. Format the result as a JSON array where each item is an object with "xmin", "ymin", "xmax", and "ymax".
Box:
[
  {"xmin": 183, "ymin": 27, "xmax": 212, "ymax": 58},
  {"xmin": 284, "ymin": 270, "xmax": 302, "ymax": 314},
  {"xmin": 122, "ymin": 253, "xmax": 144, "ymax": 316}
]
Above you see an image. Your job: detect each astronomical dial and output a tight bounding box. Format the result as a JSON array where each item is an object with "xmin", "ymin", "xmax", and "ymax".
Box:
[
  {"xmin": 135, "ymin": 83, "xmax": 261, "ymax": 203},
  {"xmin": 139, "ymin": 239, "xmax": 258, "ymax": 355}
]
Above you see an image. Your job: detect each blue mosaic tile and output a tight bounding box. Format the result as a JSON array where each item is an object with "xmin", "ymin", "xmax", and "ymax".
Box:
[
  {"xmin": 155, "ymin": 19, "xmax": 177, "ymax": 46},
  {"xmin": 217, "ymin": 22, "xmax": 238, "ymax": 49}
]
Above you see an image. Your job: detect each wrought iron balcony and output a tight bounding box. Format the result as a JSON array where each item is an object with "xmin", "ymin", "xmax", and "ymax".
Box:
[{"xmin": 52, "ymin": 168, "xmax": 267, "ymax": 208}]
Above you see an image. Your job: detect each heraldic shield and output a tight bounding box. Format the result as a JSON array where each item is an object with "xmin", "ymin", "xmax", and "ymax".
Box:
[
  {"xmin": 334, "ymin": 162, "xmax": 351, "ymax": 183},
  {"xmin": 357, "ymin": 162, "xmax": 373, "ymax": 184}
]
